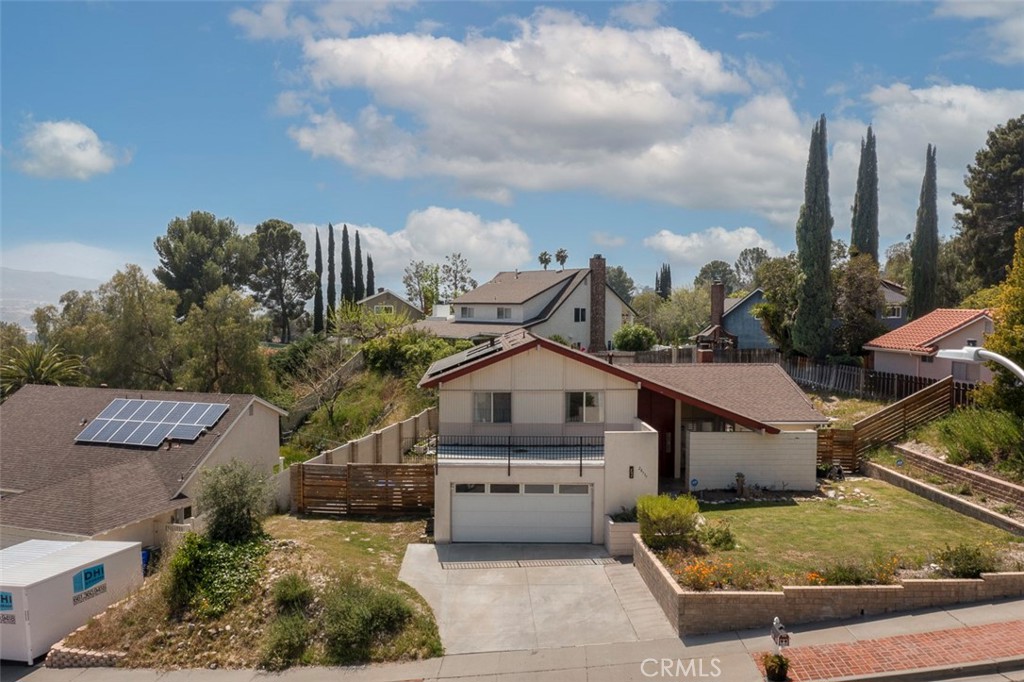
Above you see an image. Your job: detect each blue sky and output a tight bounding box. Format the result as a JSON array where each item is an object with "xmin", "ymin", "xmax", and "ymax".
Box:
[{"xmin": 2, "ymin": 1, "xmax": 1022, "ymax": 297}]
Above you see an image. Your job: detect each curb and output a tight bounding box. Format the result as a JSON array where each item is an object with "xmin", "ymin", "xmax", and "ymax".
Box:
[{"xmin": 811, "ymin": 654, "xmax": 1024, "ymax": 682}]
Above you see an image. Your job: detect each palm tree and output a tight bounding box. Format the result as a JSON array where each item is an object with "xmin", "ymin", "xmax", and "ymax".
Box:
[
  {"xmin": 1, "ymin": 344, "xmax": 86, "ymax": 400},
  {"xmin": 555, "ymin": 248, "xmax": 568, "ymax": 270},
  {"xmin": 538, "ymin": 251, "xmax": 552, "ymax": 270}
]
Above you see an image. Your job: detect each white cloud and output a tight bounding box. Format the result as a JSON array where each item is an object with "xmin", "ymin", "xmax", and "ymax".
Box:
[
  {"xmin": 0, "ymin": 241, "xmax": 148, "ymax": 281},
  {"xmin": 610, "ymin": 2, "xmax": 664, "ymax": 28},
  {"xmin": 935, "ymin": 1, "xmax": 1024, "ymax": 64},
  {"xmin": 15, "ymin": 120, "xmax": 130, "ymax": 180},
  {"xmin": 736, "ymin": 31, "xmax": 769, "ymax": 40},
  {"xmin": 230, "ymin": 0, "xmax": 414, "ymax": 40},
  {"xmin": 720, "ymin": 2, "xmax": 775, "ymax": 19},
  {"xmin": 643, "ymin": 226, "xmax": 782, "ymax": 267},
  {"xmin": 593, "ymin": 232, "xmax": 627, "ymax": 248}
]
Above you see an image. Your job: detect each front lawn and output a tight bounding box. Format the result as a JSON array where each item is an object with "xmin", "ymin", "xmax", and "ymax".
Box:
[{"xmin": 660, "ymin": 478, "xmax": 1020, "ymax": 590}]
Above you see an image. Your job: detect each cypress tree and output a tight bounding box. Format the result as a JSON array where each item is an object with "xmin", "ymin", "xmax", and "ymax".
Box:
[
  {"xmin": 366, "ymin": 255, "xmax": 375, "ymax": 296},
  {"xmin": 327, "ymin": 223, "xmax": 336, "ymax": 331},
  {"xmin": 656, "ymin": 263, "xmax": 672, "ymax": 299},
  {"xmin": 313, "ymin": 228, "xmax": 324, "ymax": 334},
  {"xmin": 341, "ymin": 224, "xmax": 354, "ymax": 303},
  {"xmin": 850, "ymin": 126, "xmax": 879, "ymax": 262},
  {"xmin": 793, "ymin": 114, "xmax": 835, "ymax": 359},
  {"xmin": 910, "ymin": 144, "xmax": 939, "ymax": 319},
  {"xmin": 354, "ymin": 231, "xmax": 365, "ymax": 301}
]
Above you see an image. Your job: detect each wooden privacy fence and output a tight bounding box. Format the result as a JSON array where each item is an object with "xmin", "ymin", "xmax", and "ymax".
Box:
[
  {"xmin": 782, "ymin": 357, "xmax": 976, "ymax": 405},
  {"xmin": 818, "ymin": 377, "xmax": 956, "ymax": 471},
  {"xmin": 291, "ymin": 462, "xmax": 434, "ymax": 516}
]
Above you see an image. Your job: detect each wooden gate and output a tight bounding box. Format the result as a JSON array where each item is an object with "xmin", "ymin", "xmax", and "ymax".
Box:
[{"xmin": 291, "ymin": 462, "xmax": 434, "ymax": 515}]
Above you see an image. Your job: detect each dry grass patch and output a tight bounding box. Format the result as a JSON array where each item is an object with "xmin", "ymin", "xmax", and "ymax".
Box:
[{"xmin": 809, "ymin": 393, "xmax": 887, "ymax": 428}]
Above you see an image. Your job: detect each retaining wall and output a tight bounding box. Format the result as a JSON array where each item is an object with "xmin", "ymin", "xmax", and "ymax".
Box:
[
  {"xmin": 633, "ymin": 534, "xmax": 1024, "ymax": 636},
  {"xmin": 324, "ymin": 407, "xmax": 437, "ymax": 465},
  {"xmin": 890, "ymin": 445, "xmax": 1024, "ymax": 509}
]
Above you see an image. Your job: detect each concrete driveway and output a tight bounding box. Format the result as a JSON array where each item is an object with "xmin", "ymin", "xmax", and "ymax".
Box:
[{"xmin": 398, "ymin": 543, "xmax": 675, "ymax": 655}]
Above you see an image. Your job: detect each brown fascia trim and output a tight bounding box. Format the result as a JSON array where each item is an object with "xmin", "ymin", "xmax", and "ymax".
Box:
[{"xmin": 421, "ymin": 334, "xmax": 778, "ymax": 433}]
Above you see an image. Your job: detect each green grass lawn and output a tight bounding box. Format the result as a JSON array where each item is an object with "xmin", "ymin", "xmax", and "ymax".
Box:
[{"xmin": 699, "ymin": 478, "xmax": 1018, "ymax": 578}]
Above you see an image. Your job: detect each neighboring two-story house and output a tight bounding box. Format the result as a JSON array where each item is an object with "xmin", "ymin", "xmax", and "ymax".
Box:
[
  {"xmin": 415, "ymin": 255, "xmax": 634, "ymax": 350},
  {"xmin": 357, "ymin": 288, "xmax": 424, "ymax": 321}
]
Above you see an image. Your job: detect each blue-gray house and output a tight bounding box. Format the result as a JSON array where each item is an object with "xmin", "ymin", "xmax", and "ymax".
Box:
[{"xmin": 695, "ymin": 285, "xmax": 775, "ymax": 350}]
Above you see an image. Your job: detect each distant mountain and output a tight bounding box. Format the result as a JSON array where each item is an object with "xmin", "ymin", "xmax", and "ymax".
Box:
[{"xmin": 0, "ymin": 267, "xmax": 103, "ymax": 331}]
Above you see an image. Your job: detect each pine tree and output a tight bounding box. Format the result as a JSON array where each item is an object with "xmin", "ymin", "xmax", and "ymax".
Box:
[
  {"xmin": 326, "ymin": 224, "xmax": 336, "ymax": 331},
  {"xmin": 910, "ymin": 144, "xmax": 939, "ymax": 319},
  {"xmin": 792, "ymin": 114, "xmax": 834, "ymax": 359},
  {"xmin": 354, "ymin": 231, "xmax": 365, "ymax": 301},
  {"xmin": 366, "ymin": 255, "xmax": 375, "ymax": 296},
  {"xmin": 850, "ymin": 126, "xmax": 879, "ymax": 262},
  {"xmin": 313, "ymin": 228, "xmax": 324, "ymax": 334},
  {"xmin": 341, "ymin": 224, "xmax": 354, "ymax": 303}
]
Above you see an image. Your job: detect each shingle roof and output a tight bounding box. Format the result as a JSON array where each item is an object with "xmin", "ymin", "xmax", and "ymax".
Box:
[
  {"xmin": 879, "ymin": 280, "xmax": 907, "ymax": 305},
  {"xmin": 413, "ymin": 319, "xmax": 524, "ymax": 340},
  {"xmin": 0, "ymin": 385, "xmax": 266, "ymax": 536},
  {"xmin": 620, "ymin": 363, "xmax": 826, "ymax": 425},
  {"xmin": 453, "ymin": 269, "xmax": 583, "ymax": 305},
  {"xmin": 864, "ymin": 309, "xmax": 991, "ymax": 354}
]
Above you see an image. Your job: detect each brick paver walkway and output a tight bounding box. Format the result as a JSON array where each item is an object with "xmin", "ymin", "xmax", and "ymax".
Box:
[{"xmin": 754, "ymin": 619, "xmax": 1024, "ymax": 681}]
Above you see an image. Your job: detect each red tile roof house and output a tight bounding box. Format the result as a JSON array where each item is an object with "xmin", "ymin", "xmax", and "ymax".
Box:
[
  {"xmin": 419, "ymin": 331, "xmax": 825, "ymax": 544},
  {"xmin": 415, "ymin": 254, "xmax": 634, "ymax": 350},
  {"xmin": 863, "ymin": 309, "xmax": 995, "ymax": 383},
  {"xmin": 0, "ymin": 385, "xmax": 285, "ymax": 549}
]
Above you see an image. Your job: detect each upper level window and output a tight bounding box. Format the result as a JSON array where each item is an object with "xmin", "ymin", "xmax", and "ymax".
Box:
[
  {"xmin": 474, "ymin": 392, "xmax": 511, "ymax": 423},
  {"xmin": 497, "ymin": 307, "xmax": 512, "ymax": 320},
  {"xmin": 921, "ymin": 355, "xmax": 934, "ymax": 364},
  {"xmin": 374, "ymin": 304, "xmax": 395, "ymax": 314},
  {"xmin": 461, "ymin": 306, "xmax": 474, "ymax": 319},
  {"xmin": 574, "ymin": 307, "xmax": 587, "ymax": 323},
  {"xmin": 883, "ymin": 305, "xmax": 902, "ymax": 319},
  {"xmin": 565, "ymin": 391, "xmax": 603, "ymax": 423}
]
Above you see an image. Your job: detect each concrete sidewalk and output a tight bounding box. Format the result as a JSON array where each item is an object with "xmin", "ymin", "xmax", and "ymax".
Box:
[{"xmin": 6, "ymin": 598, "xmax": 1024, "ymax": 682}]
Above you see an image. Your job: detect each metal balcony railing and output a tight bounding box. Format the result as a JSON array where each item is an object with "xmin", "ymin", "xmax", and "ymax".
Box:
[{"xmin": 435, "ymin": 435, "xmax": 604, "ymax": 476}]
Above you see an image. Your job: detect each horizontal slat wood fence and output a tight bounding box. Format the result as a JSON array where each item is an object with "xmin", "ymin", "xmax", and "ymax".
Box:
[{"xmin": 291, "ymin": 462, "xmax": 434, "ymax": 516}]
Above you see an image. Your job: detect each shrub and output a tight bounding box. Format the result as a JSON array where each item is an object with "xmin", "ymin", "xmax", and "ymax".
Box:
[
  {"xmin": 675, "ymin": 557, "xmax": 725, "ymax": 592},
  {"xmin": 697, "ymin": 519, "xmax": 736, "ymax": 551},
  {"xmin": 936, "ymin": 409, "xmax": 1024, "ymax": 479},
  {"xmin": 613, "ymin": 323, "xmax": 658, "ymax": 352},
  {"xmin": 164, "ymin": 532, "xmax": 268, "ymax": 618},
  {"xmin": 935, "ymin": 543, "xmax": 999, "ymax": 578},
  {"xmin": 260, "ymin": 613, "xmax": 309, "ymax": 671},
  {"xmin": 363, "ymin": 330, "xmax": 472, "ymax": 377},
  {"xmin": 196, "ymin": 459, "xmax": 272, "ymax": 545},
  {"xmin": 637, "ymin": 494, "xmax": 700, "ymax": 549},
  {"xmin": 322, "ymin": 575, "xmax": 412, "ymax": 664},
  {"xmin": 820, "ymin": 561, "xmax": 873, "ymax": 585},
  {"xmin": 272, "ymin": 573, "xmax": 314, "ymax": 614},
  {"xmin": 610, "ymin": 506, "xmax": 638, "ymax": 522},
  {"xmin": 762, "ymin": 653, "xmax": 789, "ymax": 682}
]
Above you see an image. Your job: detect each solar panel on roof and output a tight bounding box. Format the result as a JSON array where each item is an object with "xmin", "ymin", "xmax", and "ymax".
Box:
[{"xmin": 75, "ymin": 399, "xmax": 231, "ymax": 448}]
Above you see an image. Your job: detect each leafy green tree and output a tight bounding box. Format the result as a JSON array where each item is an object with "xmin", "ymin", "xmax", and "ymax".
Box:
[
  {"xmin": 403, "ymin": 260, "xmax": 440, "ymax": 313},
  {"xmin": 850, "ymin": 126, "xmax": 879, "ymax": 262},
  {"xmin": 440, "ymin": 253, "xmax": 477, "ymax": 303},
  {"xmin": 0, "ymin": 322, "xmax": 28, "ymax": 364},
  {"xmin": 976, "ymin": 227, "xmax": 1024, "ymax": 416},
  {"xmin": 366, "ymin": 255, "xmax": 375, "ymax": 296},
  {"xmin": 153, "ymin": 211, "xmax": 255, "ymax": 317},
  {"xmin": 331, "ymin": 302, "xmax": 410, "ymax": 343},
  {"xmin": 1, "ymin": 344, "xmax": 86, "ymax": 399},
  {"xmin": 31, "ymin": 290, "xmax": 104, "ymax": 373},
  {"xmin": 793, "ymin": 115, "xmax": 834, "ymax": 359},
  {"xmin": 354, "ymin": 231, "xmax": 365, "ymax": 302},
  {"xmin": 613, "ymin": 323, "xmax": 657, "ymax": 351},
  {"xmin": 953, "ymin": 114, "xmax": 1024, "ymax": 287},
  {"xmin": 752, "ymin": 254, "xmax": 800, "ymax": 355},
  {"xmin": 734, "ymin": 247, "xmax": 769, "ymax": 289},
  {"xmin": 694, "ymin": 260, "xmax": 740, "ymax": 294},
  {"xmin": 179, "ymin": 287, "xmax": 271, "ymax": 395},
  {"xmin": 630, "ymin": 290, "xmax": 664, "ymax": 330},
  {"xmin": 538, "ymin": 251, "xmax": 552, "ymax": 270},
  {"xmin": 196, "ymin": 459, "xmax": 271, "ymax": 544},
  {"xmin": 606, "ymin": 265, "xmax": 636, "ymax": 304},
  {"xmin": 883, "ymin": 240, "xmax": 912, "ymax": 286},
  {"xmin": 655, "ymin": 263, "xmax": 672, "ymax": 300},
  {"xmin": 327, "ymin": 224, "xmax": 337, "ymax": 331},
  {"xmin": 313, "ymin": 228, "xmax": 324, "ymax": 334},
  {"xmin": 341, "ymin": 224, "xmax": 354, "ymax": 304},
  {"xmin": 910, "ymin": 144, "xmax": 939, "ymax": 319},
  {"xmin": 936, "ymin": 236, "xmax": 983, "ymax": 308},
  {"xmin": 651, "ymin": 286, "xmax": 710, "ymax": 344},
  {"xmin": 834, "ymin": 256, "xmax": 887, "ymax": 356},
  {"xmin": 555, "ymin": 248, "xmax": 568, "ymax": 270},
  {"xmin": 249, "ymin": 219, "xmax": 317, "ymax": 343}
]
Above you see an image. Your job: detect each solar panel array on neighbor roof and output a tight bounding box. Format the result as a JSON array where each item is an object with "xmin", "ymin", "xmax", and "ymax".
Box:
[{"xmin": 74, "ymin": 398, "xmax": 229, "ymax": 448}]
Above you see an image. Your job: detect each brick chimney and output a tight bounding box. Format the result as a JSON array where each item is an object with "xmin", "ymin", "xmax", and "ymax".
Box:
[
  {"xmin": 710, "ymin": 279, "xmax": 725, "ymax": 327},
  {"xmin": 589, "ymin": 254, "xmax": 606, "ymax": 351}
]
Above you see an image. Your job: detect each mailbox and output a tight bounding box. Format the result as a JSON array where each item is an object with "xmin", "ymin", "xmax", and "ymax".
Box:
[{"xmin": 771, "ymin": 617, "xmax": 790, "ymax": 648}]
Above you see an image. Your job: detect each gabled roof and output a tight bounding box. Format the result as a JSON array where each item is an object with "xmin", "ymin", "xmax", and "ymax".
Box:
[
  {"xmin": 0, "ymin": 385, "xmax": 284, "ymax": 536},
  {"xmin": 696, "ymin": 288, "xmax": 764, "ymax": 338},
  {"xmin": 356, "ymin": 288, "xmax": 420, "ymax": 311},
  {"xmin": 454, "ymin": 269, "xmax": 583, "ymax": 305},
  {"xmin": 420, "ymin": 331, "xmax": 825, "ymax": 432},
  {"xmin": 864, "ymin": 308, "xmax": 992, "ymax": 354},
  {"xmin": 414, "ymin": 319, "xmax": 523, "ymax": 340},
  {"xmin": 879, "ymin": 280, "xmax": 907, "ymax": 305}
]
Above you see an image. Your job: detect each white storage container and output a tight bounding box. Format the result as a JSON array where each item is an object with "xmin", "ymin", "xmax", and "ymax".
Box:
[{"xmin": 0, "ymin": 540, "xmax": 142, "ymax": 664}]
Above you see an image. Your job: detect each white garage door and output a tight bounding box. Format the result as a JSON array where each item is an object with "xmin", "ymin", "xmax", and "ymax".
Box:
[{"xmin": 451, "ymin": 483, "xmax": 593, "ymax": 543}]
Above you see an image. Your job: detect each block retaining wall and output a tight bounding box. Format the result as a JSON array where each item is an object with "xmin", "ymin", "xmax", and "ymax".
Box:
[
  {"xmin": 605, "ymin": 517, "xmax": 640, "ymax": 556},
  {"xmin": 632, "ymin": 534, "xmax": 1024, "ymax": 636},
  {"xmin": 890, "ymin": 445, "xmax": 1024, "ymax": 509}
]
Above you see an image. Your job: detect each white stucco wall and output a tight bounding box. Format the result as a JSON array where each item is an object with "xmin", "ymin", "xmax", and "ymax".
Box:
[
  {"xmin": 603, "ymin": 422, "xmax": 658, "ymax": 516},
  {"xmin": 437, "ymin": 345, "xmax": 637, "ymax": 437},
  {"xmin": 686, "ymin": 431, "xmax": 817, "ymax": 492}
]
